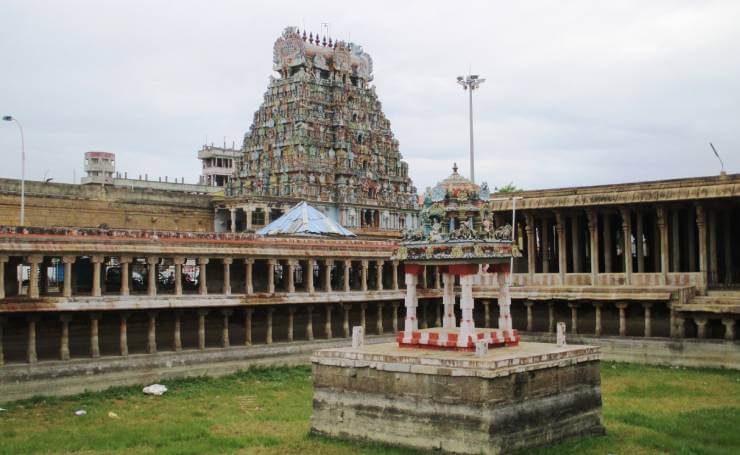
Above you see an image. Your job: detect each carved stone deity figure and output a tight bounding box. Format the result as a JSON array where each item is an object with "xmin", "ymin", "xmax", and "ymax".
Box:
[{"xmin": 428, "ymin": 220, "xmax": 443, "ymax": 242}]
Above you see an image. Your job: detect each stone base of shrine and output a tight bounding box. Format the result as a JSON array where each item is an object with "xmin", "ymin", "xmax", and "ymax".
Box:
[
  {"xmin": 310, "ymin": 341, "xmax": 604, "ymax": 454},
  {"xmin": 397, "ymin": 327, "xmax": 520, "ymax": 350}
]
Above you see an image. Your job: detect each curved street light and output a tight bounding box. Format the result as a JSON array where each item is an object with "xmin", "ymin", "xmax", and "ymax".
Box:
[
  {"xmin": 456, "ymin": 74, "xmax": 485, "ymax": 184},
  {"xmin": 2, "ymin": 115, "xmax": 26, "ymax": 226}
]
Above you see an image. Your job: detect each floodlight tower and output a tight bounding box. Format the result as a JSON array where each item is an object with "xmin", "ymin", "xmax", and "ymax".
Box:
[{"xmin": 456, "ymin": 74, "xmax": 485, "ymax": 184}]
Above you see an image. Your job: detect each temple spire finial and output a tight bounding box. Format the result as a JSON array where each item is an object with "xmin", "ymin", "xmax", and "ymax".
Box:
[{"xmin": 453, "ymin": 162, "xmax": 458, "ymax": 173}]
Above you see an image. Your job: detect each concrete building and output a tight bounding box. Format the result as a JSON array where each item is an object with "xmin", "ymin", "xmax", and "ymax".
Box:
[
  {"xmin": 81, "ymin": 151, "xmax": 220, "ymax": 194},
  {"xmin": 198, "ymin": 144, "xmax": 240, "ymax": 188}
]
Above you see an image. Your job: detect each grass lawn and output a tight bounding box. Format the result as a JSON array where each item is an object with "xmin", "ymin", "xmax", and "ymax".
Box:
[{"xmin": 0, "ymin": 362, "xmax": 738, "ymax": 454}]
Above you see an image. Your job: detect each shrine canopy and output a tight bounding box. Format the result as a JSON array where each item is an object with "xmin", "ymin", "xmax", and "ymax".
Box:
[{"xmin": 256, "ymin": 201, "xmax": 356, "ymax": 237}]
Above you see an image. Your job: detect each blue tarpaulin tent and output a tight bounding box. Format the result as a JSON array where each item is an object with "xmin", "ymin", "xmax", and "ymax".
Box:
[{"xmin": 256, "ymin": 201, "xmax": 356, "ymax": 237}]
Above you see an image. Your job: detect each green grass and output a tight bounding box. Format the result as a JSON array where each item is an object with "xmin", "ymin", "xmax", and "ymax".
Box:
[{"xmin": 0, "ymin": 363, "xmax": 738, "ymax": 454}]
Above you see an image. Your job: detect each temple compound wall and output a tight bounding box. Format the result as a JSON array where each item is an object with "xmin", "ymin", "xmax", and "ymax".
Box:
[{"xmin": 0, "ymin": 178, "xmax": 213, "ymax": 232}]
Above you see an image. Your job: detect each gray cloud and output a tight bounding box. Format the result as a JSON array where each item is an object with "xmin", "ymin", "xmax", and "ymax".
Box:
[{"xmin": 1, "ymin": 0, "xmax": 737, "ymax": 192}]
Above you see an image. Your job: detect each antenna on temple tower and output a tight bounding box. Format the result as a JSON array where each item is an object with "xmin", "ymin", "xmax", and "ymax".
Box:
[{"xmin": 710, "ymin": 143, "xmax": 726, "ymax": 176}]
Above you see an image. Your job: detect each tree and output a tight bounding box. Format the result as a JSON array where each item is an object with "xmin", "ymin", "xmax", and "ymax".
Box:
[{"xmin": 494, "ymin": 182, "xmax": 521, "ymax": 193}]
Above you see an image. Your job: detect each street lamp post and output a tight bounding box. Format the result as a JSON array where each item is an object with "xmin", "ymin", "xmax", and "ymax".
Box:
[
  {"xmin": 456, "ymin": 74, "xmax": 485, "ymax": 184},
  {"xmin": 3, "ymin": 115, "xmax": 25, "ymax": 226}
]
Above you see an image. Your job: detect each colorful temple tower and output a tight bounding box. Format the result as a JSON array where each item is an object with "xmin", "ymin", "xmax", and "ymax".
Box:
[{"xmin": 217, "ymin": 27, "xmax": 419, "ymax": 236}]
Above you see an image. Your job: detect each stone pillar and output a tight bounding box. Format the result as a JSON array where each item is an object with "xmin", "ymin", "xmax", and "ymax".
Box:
[
  {"xmin": 306, "ymin": 306, "xmax": 314, "ymax": 341},
  {"xmin": 541, "ymin": 217, "xmax": 550, "ymax": 273},
  {"xmin": 147, "ymin": 311, "xmax": 157, "ymax": 354},
  {"xmin": 89, "ymin": 313, "xmax": 100, "ymax": 358},
  {"xmin": 62, "ymin": 255, "xmax": 75, "ymax": 298},
  {"xmin": 434, "ymin": 266, "xmax": 441, "ymax": 289},
  {"xmin": 421, "ymin": 266, "xmax": 429, "ymax": 289},
  {"xmin": 119, "ymin": 312, "xmax": 129, "ymax": 356},
  {"xmin": 0, "ymin": 256, "xmax": 6, "ymax": 300},
  {"xmin": 695, "ymin": 316, "xmax": 708, "ymax": 339},
  {"xmin": 571, "ymin": 214, "xmax": 582, "ymax": 273},
  {"xmin": 671, "ymin": 209, "xmax": 681, "ymax": 272},
  {"xmin": 361, "ymin": 260, "xmax": 369, "ymax": 292},
  {"xmin": 587, "ymin": 210, "xmax": 599, "ymax": 284},
  {"xmin": 652, "ymin": 218, "xmax": 661, "ymax": 274},
  {"xmin": 342, "ymin": 304, "xmax": 351, "ymax": 337},
  {"xmin": 709, "ymin": 209, "xmax": 718, "ymax": 285},
  {"xmin": 687, "ymin": 207, "xmax": 696, "ymax": 272},
  {"xmin": 497, "ymin": 272, "xmax": 513, "ymax": 335},
  {"xmin": 287, "ymin": 260, "xmax": 296, "ymax": 293},
  {"xmin": 434, "ymin": 300, "xmax": 441, "ymax": 327},
  {"xmin": 59, "ymin": 314, "xmax": 71, "ymax": 360},
  {"xmin": 0, "ymin": 317, "xmax": 4, "ymax": 366},
  {"xmin": 616, "ymin": 302, "xmax": 628, "ymax": 337},
  {"xmin": 555, "ymin": 212, "xmax": 567, "ymax": 283},
  {"xmin": 245, "ymin": 258, "xmax": 254, "ymax": 295},
  {"xmin": 27, "ymin": 316, "xmax": 38, "ymax": 363},
  {"xmin": 198, "ymin": 309, "xmax": 208, "ymax": 349},
  {"xmin": 120, "ymin": 256, "xmax": 131, "ymax": 296},
  {"xmin": 27, "ymin": 255, "xmax": 43, "ymax": 298},
  {"xmin": 420, "ymin": 301, "xmax": 428, "ymax": 329},
  {"xmin": 360, "ymin": 302, "xmax": 368, "ymax": 330},
  {"xmin": 524, "ymin": 300, "xmax": 534, "ymax": 332},
  {"xmin": 244, "ymin": 308, "xmax": 253, "ymax": 346},
  {"xmin": 676, "ymin": 313, "xmax": 686, "ymax": 338},
  {"xmin": 306, "ymin": 259, "xmax": 315, "ymax": 294},
  {"xmin": 221, "ymin": 309, "xmax": 232, "ymax": 347},
  {"xmin": 198, "ymin": 257, "xmax": 209, "ymax": 295},
  {"xmin": 594, "ymin": 303, "xmax": 603, "ymax": 337},
  {"xmin": 403, "ymin": 273, "xmax": 419, "ymax": 334},
  {"xmin": 722, "ymin": 318, "xmax": 736, "ymax": 341},
  {"xmin": 636, "ymin": 211, "xmax": 645, "ymax": 273},
  {"xmin": 287, "ymin": 306, "xmax": 295, "ymax": 341},
  {"xmin": 459, "ymin": 274, "xmax": 477, "ymax": 346},
  {"xmin": 173, "ymin": 311, "xmax": 182, "ymax": 351},
  {"xmin": 324, "ymin": 259, "xmax": 333, "ymax": 292},
  {"xmin": 266, "ymin": 308, "xmax": 274, "ymax": 344},
  {"xmin": 222, "ymin": 258, "xmax": 233, "ymax": 295},
  {"xmin": 376, "ymin": 260, "xmax": 384, "ymax": 291},
  {"xmin": 548, "ymin": 302, "xmax": 555, "ymax": 334},
  {"xmin": 392, "ymin": 261, "xmax": 399, "ymax": 290},
  {"xmin": 620, "ymin": 208, "xmax": 633, "ymax": 285},
  {"xmin": 442, "ymin": 273, "xmax": 456, "ymax": 328},
  {"xmin": 147, "ymin": 257, "xmax": 159, "ymax": 297},
  {"xmin": 267, "ymin": 260, "xmax": 275, "ymax": 294},
  {"xmin": 483, "ymin": 300, "xmax": 491, "ymax": 328},
  {"xmin": 525, "ymin": 213, "xmax": 536, "ymax": 277},
  {"xmin": 325, "ymin": 305, "xmax": 333, "ymax": 339},
  {"xmin": 229, "ymin": 208, "xmax": 236, "ymax": 233},
  {"xmin": 392, "ymin": 301, "xmax": 399, "ymax": 332},
  {"xmin": 173, "ymin": 257, "xmax": 184, "ymax": 296},
  {"xmin": 568, "ymin": 303, "xmax": 578, "ymax": 334},
  {"xmin": 723, "ymin": 211, "xmax": 732, "ymax": 287},
  {"xmin": 376, "ymin": 302, "xmax": 384, "ymax": 335},
  {"xmin": 643, "ymin": 303, "xmax": 653, "ymax": 337},
  {"xmin": 344, "ymin": 260, "xmax": 352, "ymax": 292},
  {"xmin": 657, "ymin": 207, "xmax": 670, "ymax": 285},
  {"xmin": 603, "ymin": 214, "xmax": 613, "ymax": 273}
]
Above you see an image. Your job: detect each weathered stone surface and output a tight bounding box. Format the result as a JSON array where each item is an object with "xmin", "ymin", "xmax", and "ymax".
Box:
[{"xmin": 311, "ymin": 342, "xmax": 604, "ymax": 454}]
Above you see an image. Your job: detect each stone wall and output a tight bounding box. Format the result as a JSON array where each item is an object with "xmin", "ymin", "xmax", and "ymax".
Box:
[{"xmin": 0, "ymin": 178, "xmax": 213, "ymax": 231}]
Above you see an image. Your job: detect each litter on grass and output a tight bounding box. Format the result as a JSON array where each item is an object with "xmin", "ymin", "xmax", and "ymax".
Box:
[
  {"xmin": 142, "ymin": 384, "xmax": 168, "ymax": 396},
  {"xmin": 74, "ymin": 410, "xmax": 86, "ymax": 416}
]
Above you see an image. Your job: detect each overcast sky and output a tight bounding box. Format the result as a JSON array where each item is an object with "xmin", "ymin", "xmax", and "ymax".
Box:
[{"xmin": 1, "ymin": 0, "xmax": 738, "ymax": 192}]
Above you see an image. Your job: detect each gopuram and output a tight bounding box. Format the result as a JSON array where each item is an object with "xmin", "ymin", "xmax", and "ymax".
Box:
[
  {"xmin": 311, "ymin": 166, "xmax": 605, "ymax": 454},
  {"xmin": 213, "ymin": 27, "xmax": 419, "ymax": 236}
]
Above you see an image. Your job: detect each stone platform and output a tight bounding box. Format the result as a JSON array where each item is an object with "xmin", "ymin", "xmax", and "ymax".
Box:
[{"xmin": 311, "ymin": 341, "xmax": 604, "ymax": 454}]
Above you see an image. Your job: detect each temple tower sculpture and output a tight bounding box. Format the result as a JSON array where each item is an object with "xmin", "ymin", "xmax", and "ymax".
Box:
[{"xmin": 224, "ymin": 27, "xmax": 419, "ymax": 235}]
